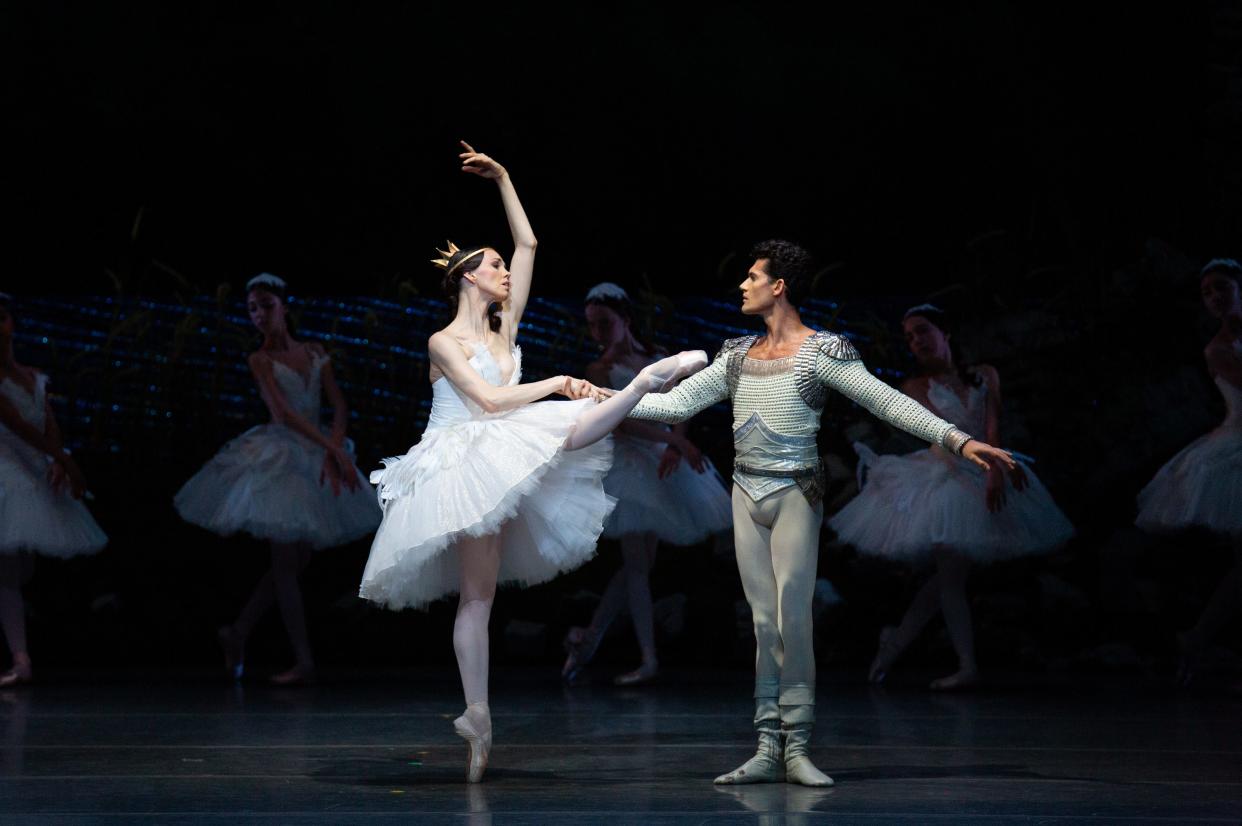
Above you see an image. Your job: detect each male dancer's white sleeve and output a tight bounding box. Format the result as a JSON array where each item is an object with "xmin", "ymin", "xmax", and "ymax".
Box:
[
  {"xmin": 628, "ymin": 353, "xmax": 729, "ymax": 423},
  {"xmin": 816, "ymin": 348, "xmax": 972, "ymax": 453}
]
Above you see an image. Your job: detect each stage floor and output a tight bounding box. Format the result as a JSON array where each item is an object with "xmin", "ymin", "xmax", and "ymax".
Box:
[{"xmin": 1, "ymin": 668, "xmax": 1239, "ymax": 824}]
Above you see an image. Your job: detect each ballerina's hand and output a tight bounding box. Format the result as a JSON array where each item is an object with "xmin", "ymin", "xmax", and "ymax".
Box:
[
  {"xmin": 50, "ymin": 456, "xmax": 87, "ymax": 499},
  {"xmin": 962, "ymin": 441, "xmax": 1016, "ymax": 474},
  {"xmin": 562, "ymin": 377, "xmax": 606, "ymax": 402},
  {"xmin": 657, "ymin": 446, "xmax": 682, "ymax": 479},
  {"xmin": 319, "ymin": 453, "xmax": 343, "ymax": 497},
  {"xmin": 332, "ymin": 446, "xmax": 361, "ymax": 493},
  {"xmin": 459, "ymin": 141, "xmax": 506, "ymax": 179}
]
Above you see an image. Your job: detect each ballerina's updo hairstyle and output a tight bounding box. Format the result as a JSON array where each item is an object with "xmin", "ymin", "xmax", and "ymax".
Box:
[
  {"xmin": 584, "ymin": 282, "xmax": 658, "ymax": 357},
  {"xmin": 1201, "ymin": 258, "xmax": 1242, "ymax": 286},
  {"xmin": 441, "ymin": 247, "xmax": 501, "ymax": 333},
  {"xmin": 246, "ymin": 273, "xmax": 297, "ymax": 336},
  {"xmin": 902, "ymin": 304, "xmax": 983, "ymax": 388},
  {"xmin": 750, "ymin": 239, "xmax": 815, "ymax": 307}
]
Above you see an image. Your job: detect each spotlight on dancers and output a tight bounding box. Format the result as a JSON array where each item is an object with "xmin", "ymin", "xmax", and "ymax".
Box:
[
  {"xmin": 174, "ymin": 274, "xmax": 382, "ymax": 687},
  {"xmin": 358, "ymin": 143, "xmax": 706, "ymax": 783},
  {"xmin": 829, "ymin": 304, "xmax": 1073, "ymax": 691},
  {"xmin": 561, "ymin": 283, "xmax": 732, "ymax": 686},
  {"xmin": 1136, "ymin": 258, "xmax": 1242, "ymax": 689},
  {"xmin": 0, "ymin": 293, "xmax": 107, "ymax": 687}
]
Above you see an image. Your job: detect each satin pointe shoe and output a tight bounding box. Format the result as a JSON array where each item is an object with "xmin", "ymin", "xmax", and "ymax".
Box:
[
  {"xmin": 0, "ymin": 662, "xmax": 32, "ymax": 688},
  {"xmin": 269, "ymin": 664, "xmax": 317, "ymax": 687},
  {"xmin": 636, "ymin": 350, "xmax": 708, "ymax": 393},
  {"xmin": 561, "ymin": 626, "xmax": 601, "ymax": 684},
  {"xmin": 453, "ymin": 702, "xmax": 493, "ymax": 783},
  {"xmin": 217, "ymin": 625, "xmax": 245, "ymax": 681},
  {"xmin": 613, "ymin": 660, "xmax": 659, "ymax": 687}
]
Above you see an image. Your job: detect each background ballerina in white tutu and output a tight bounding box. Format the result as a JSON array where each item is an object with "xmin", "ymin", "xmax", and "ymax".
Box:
[
  {"xmin": 1136, "ymin": 258, "xmax": 1242, "ymax": 688},
  {"xmin": 561, "ymin": 282, "xmax": 732, "ymax": 686},
  {"xmin": 175, "ymin": 274, "xmax": 381, "ymax": 686},
  {"xmin": 0, "ymin": 293, "xmax": 107, "ymax": 687},
  {"xmin": 359, "ymin": 143, "xmax": 705, "ymax": 782},
  {"xmin": 829, "ymin": 305, "xmax": 1073, "ymax": 690}
]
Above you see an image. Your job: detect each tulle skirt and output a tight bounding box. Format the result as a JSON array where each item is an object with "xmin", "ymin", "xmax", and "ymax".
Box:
[
  {"xmin": 174, "ymin": 424, "xmax": 381, "ymax": 549},
  {"xmin": 602, "ymin": 435, "xmax": 732, "ymax": 543},
  {"xmin": 829, "ymin": 444, "xmax": 1073, "ymax": 561},
  {"xmin": 0, "ymin": 447, "xmax": 106, "ymax": 558},
  {"xmin": 1136, "ymin": 425, "xmax": 1242, "ymax": 537},
  {"xmin": 360, "ymin": 399, "xmax": 615, "ymax": 611}
]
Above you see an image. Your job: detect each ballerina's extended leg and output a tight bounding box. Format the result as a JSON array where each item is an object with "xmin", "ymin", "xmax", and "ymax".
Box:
[{"xmin": 562, "ymin": 351, "xmax": 707, "ymax": 451}]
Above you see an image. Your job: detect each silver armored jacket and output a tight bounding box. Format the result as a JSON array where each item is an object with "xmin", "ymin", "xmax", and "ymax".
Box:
[{"xmin": 629, "ymin": 331, "xmax": 973, "ymax": 506}]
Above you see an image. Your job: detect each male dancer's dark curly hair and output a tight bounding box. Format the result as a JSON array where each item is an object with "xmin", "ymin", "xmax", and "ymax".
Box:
[{"xmin": 750, "ymin": 239, "xmax": 815, "ymax": 306}]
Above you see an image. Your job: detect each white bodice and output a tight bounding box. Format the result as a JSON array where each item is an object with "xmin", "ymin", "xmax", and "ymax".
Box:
[
  {"xmin": 427, "ymin": 343, "xmax": 522, "ymax": 430},
  {"xmin": 270, "ymin": 352, "xmax": 327, "ymax": 423},
  {"xmin": 926, "ymin": 378, "xmax": 989, "ymax": 437},
  {"xmin": 0, "ymin": 372, "xmax": 50, "ymax": 467},
  {"xmin": 1218, "ymin": 376, "xmax": 1242, "ymax": 428}
]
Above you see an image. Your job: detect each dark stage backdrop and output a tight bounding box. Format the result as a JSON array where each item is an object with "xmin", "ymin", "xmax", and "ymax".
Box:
[{"xmin": 4, "ymin": 3, "xmax": 1241, "ymax": 672}]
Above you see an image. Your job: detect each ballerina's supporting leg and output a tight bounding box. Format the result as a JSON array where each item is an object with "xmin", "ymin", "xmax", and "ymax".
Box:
[
  {"xmin": 614, "ymin": 532, "xmax": 659, "ymax": 685},
  {"xmin": 930, "ymin": 546, "xmax": 978, "ymax": 691},
  {"xmin": 0, "ymin": 553, "xmax": 32, "ymax": 684},
  {"xmin": 1178, "ymin": 543, "xmax": 1242, "ymax": 685},
  {"xmin": 454, "ymin": 532, "xmax": 500, "ymax": 783},
  {"xmin": 870, "ymin": 573, "xmax": 943, "ymax": 683},
  {"xmin": 269, "ymin": 542, "xmax": 315, "ymax": 684},
  {"xmin": 562, "ymin": 351, "xmax": 707, "ymax": 451}
]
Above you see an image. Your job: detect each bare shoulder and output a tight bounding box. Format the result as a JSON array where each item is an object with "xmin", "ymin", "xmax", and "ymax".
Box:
[{"xmin": 247, "ymin": 350, "xmax": 272, "ymax": 371}]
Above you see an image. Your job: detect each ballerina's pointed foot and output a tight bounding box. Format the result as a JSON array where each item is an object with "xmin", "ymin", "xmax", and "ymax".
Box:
[
  {"xmin": 454, "ymin": 702, "xmax": 493, "ymax": 783},
  {"xmin": 613, "ymin": 660, "xmax": 659, "ymax": 687},
  {"xmin": 868, "ymin": 625, "xmax": 897, "ymax": 684},
  {"xmin": 637, "ymin": 350, "xmax": 708, "ymax": 393},
  {"xmin": 0, "ymin": 660, "xmax": 32, "ymax": 688},
  {"xmin": 269, "ymin": 664, "xmax": 316, "ymax": 687},
  {"xmin": 561, "ymin": 626, "xmax": 601, "ymax": 684},
  {"xmin": 217, "ymin": 625, "xmax": 245, "ymax": 681},
  {"xmin": 929, "ymin": 667, "xmax": 980, "ymax": 692}
]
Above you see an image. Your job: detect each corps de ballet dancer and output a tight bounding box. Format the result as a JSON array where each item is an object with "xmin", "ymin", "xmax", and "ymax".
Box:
[
  {"xmin": 561, "ymin": 282, "xmax": 733, "ymax": 686},
  {"xmin": 358, "ymin": 143, "xmax": 706, "ymax": 783},
  {"xmin": 174, "ymin": 274, "xmax": 382, "ymax": 686},
  {"xmin": 1136, "ymin": 258, "xmax": 1242, "ymax": 688},
  {"xmin": 829, "ymin": 304, "xmax": 1073, "ymax": 690},
  {"xmin": 0, "ymin": 292, "xmax": 107, "ymax": 687},
  {"xmin": 626, "ymin": 241, "xmax": 1018, "ymax": 787}
]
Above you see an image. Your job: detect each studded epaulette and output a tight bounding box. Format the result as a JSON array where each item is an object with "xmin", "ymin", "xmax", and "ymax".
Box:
[
  {"xmin": 794, "ymin": 331, "xmax": 861, "ymax": 410},
  {"xmin": 721, "ymin": 334, "xmax": 759, "ymax": 398}
]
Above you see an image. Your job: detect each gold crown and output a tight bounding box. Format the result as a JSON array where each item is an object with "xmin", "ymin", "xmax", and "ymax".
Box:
[{"xmin": 431, "ymin": 240, "xmax": 486, "ymax": 277}]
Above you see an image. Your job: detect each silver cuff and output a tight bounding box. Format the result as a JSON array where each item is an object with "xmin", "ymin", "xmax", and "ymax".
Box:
[{"xmin": 943, "ymin": 427, "xmax": 973, "ymax": 456}]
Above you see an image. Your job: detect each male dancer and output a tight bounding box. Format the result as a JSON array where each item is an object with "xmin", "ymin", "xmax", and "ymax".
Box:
[{"xmin": 628, "ymin": 240, "xmax": 1017, "ymax": 786}]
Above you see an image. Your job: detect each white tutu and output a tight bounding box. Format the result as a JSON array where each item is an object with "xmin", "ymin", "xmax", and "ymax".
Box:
[
  {"xmin": 829, "ymin": 377, "xmax": 1072, "ymax": 561},
  {"xmin": 1136, "ymin": 377, "xmax": 1242, "ymax": 537},
  {"xmin": 360, "ymin": 344, "xmax": 615, "ymax": 611},
  {"xmin": 829, "ymin": 443, "xmax": 1074, "ymax": 561},
  {"xmin": 601, "ymin": 362, "xmax": 731, "ymax": 543},
  {"xmin": 174, "ymin": 351, "xmax": 382, "ymax": 549},
  {"xmin": 0, "ymin": 373, "xmax": 106, "ymax": 558}
]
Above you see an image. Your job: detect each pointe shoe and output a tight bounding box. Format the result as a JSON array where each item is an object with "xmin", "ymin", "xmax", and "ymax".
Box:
[
  {"xmin": 613, "ymin": 660, "xmax": 659, "ymax": 686},
  {"xmin": 0, "ymin": 662, "xmax": 32, "ymax": 688},
  {"xmin": 561, "ymin": 626, "xmax": 601, "ymax": 684},
  {"xmin": 929, "ymin": 667, "xmax": 980, "ymax": 692},
  {"xmin": 217, "ymin": 626, "xmax": 245, "ymax": 681},
  {"xmin": 637, "ymin": 350, "xmax": 708, "ymax": 393},
  {"xmin": 269, "ymin": 664, "xmax": 317, "ymax": 687},
  {"xmin": 868, "ymin": 625, "xmax": 898, "ymax": 684},
  {"xmin": 453, "ymin": 702, "xmax": 493, "ymax": 783}
]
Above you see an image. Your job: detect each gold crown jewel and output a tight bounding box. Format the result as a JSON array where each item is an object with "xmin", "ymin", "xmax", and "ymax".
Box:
[{"xmin": 431, "ymin": 240, "xmax": 485, "ymax": 277}]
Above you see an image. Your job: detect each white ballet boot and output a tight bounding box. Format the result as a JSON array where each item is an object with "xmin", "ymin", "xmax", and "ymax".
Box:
[
  {"xmin": 780, "ymin": 683, "xmax": 833, "ymax": 787},
  {"xmin": 714, "ymin": 678, "xmax": 785, "ymax": 784}
]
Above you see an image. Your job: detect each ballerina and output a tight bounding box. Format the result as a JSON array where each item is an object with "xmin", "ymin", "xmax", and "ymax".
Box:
[
  {"xmin": 561, "ymin": 282, "xmax": 733, "ymax": 686},
  {"xmin": 1136, "ymin": 258, "xmax": 1242, "ymax": 687},
  {"xmin": 175, "ymin": 273, "xmax": 382, "ymax": 686},
  {"xmin": 829, "ymin": 304, "xmax": 1073, "ymax": 691},
  {"xmin": 0, "ymin": 292, "xmax": 107, "ymax": 687},
  {"xmin": 358, "ymin": 143, "xmax": 705, "ymax": 782},
  {"xmin": 626, "ymin": 240, "xmax": 1018, "ymax": 786}
]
